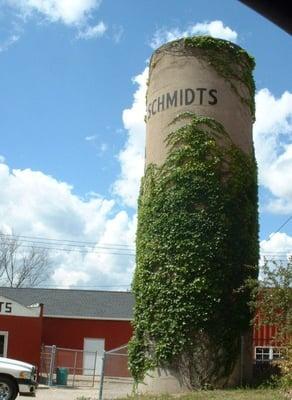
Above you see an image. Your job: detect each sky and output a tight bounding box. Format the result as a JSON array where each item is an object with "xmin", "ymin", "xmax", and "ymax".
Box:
[{"xmin": 0, "ymin": 0, "xmax": 291, "ymax": 290}]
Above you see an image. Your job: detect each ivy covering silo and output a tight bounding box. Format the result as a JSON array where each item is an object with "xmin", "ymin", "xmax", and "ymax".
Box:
[{"xmin": 129, "ymin": 37, "xmax": 259, "ymax": 391}]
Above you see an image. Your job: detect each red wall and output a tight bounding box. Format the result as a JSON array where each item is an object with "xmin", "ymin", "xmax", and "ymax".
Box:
[
  {"xmin": 253, "ymin": 324, "xmax": 279, "ymax": 347},
  {"xmin": 104, "ymin": 353, "xmax": 130, "ymax": 377},
  {"xmin": 42, "ymin": 317, "xmax": 133, "ymax": 351},
  {"xmin": 0, "ymin": 314, "xmax": 43, "ymax": 368}
]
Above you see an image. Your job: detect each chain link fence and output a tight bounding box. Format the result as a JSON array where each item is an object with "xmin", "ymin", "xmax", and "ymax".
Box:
[
  {"xmin": 39, "ymin": 345, "xmax": 101, "ymax": 387},
  {"xmin": 39, "ymin": 343, "xmax": 133, "ymax": 399},
  {"xmin": 98, "ymin": 345, "xmax": 133, "ymax": 400}
]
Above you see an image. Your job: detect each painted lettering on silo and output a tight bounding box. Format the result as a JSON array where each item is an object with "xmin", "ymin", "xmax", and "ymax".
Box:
[{"xmin": 145, "ymin": 38, "xmax": 255, "ymax": 166}]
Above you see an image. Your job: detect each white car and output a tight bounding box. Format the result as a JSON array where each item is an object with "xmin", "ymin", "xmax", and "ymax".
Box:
[{"xmin": 0, "ymin": 357, "xmax": 37, "ymax": 400}]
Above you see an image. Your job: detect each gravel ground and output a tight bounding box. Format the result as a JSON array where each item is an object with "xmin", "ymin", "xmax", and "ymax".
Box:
[{"xmin": 32, "ymin": 378, "xmax": 133, "ymax": 400}]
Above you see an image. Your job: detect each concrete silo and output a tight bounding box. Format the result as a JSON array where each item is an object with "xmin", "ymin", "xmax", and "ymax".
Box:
[
  {"xmin": 145, "ymin": 37, "xmax": 255, "ymax": 165},
  {"xmin": 130, "ymin": 37, "xmax": 258, "ymax": 393}
]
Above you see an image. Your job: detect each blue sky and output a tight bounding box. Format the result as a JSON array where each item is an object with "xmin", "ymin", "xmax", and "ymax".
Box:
[{"xmin": 0, "ymin": 0, "xmax": 291, "ymax": 289}]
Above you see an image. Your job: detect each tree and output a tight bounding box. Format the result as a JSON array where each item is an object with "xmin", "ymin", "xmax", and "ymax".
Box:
[
  {"xmin": 0, "ymin": 233, "xmax": 51, "ymax": 288},
  {"xmin": 251, "ymin": 257, "xmax": 292, "ymax": 388}
]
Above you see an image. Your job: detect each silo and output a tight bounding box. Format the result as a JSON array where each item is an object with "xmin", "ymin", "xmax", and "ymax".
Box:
[
  {"xmin": 130, "ymin": 37, "xmax": 258, "ymax": 393},
  {"xmin": 145, "ymin": 37, "xmax": 255, "ymax": 166}
]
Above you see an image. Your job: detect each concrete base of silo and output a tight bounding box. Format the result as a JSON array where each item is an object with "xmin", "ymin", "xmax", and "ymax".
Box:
[
  {"xmin": 137, "ymin": 331, "xmax": 253, "ymax": 394},
  {"xmin": 137, "ymin": 367, "xmax": 188, "ymax": 395}
]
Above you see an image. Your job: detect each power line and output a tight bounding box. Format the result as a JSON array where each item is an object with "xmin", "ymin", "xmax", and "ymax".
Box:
[
  {"xmin": 0, "ymin": 232, "xmax": 136, "ymax": 256},
  {"xmin": 8, "ymin": 242, "xmax": 135, "ymax": 256},
  {"xmin": 1, "ymin": 238, "xmax": 135, "ymax": 253},
  {"xmin": 268, "ymin": 215, "xmax": 292, "ymax": 240},
  {"xmin": 1, "ymin": 235, "xmax": 291, "ymax": 258},
  {"xmin": 0, "ymin": 236, "xmax": 135, "ymax": 256},
  {"xmin": 259, "ymin": 216, "xmax": 292, "ymax": 257},
  {"xmin": 0, "ymin": 233, "xmax": 135, "ymax": 250}
]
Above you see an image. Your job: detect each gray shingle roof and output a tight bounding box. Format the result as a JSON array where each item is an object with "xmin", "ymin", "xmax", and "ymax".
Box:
[{"xmin": 0, "ymin": 287, "xmax": 134, "ymax": 320}]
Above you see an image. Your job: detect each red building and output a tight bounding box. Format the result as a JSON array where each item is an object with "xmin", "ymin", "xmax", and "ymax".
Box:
[
  {"xmin": 0, "ymin": 287, "xmax": 133, "ymax": 370},
  {"xmin": 253, "ymin": 314, "xmax": 285, "ymax": 363}
]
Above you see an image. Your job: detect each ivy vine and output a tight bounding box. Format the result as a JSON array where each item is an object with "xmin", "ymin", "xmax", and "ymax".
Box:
[{"xmin": 128, "ymin": 113, "xmax": 259, "ymax": 387}]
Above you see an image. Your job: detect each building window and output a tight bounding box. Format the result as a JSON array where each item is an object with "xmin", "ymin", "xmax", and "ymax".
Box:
[
  {"xmin": 0, "ymin": 332, "xmax": 8, "ymax": 357},
  {"xmin": 255, "ymin": 346, "xmax": 284, "ymax": 362}
]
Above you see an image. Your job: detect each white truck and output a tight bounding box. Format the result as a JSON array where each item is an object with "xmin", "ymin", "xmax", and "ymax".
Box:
[{"xmin": 0, "ymin": 357, "xmax": 37, "ymax": 400}]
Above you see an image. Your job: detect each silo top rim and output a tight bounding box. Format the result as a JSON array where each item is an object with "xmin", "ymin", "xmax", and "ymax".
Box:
[{"xmin": 149, "ymin": 35, "xmax": 255, "ymax": 70}]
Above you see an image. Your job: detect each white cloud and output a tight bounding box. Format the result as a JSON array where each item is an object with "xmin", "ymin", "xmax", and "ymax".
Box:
[
  {"xmin": 82, "ymin": 211, "xmax": 136, "ymax": 277},
  {"xmin": 6, "ymin": 0, "xmax": 101, "ymax": 25},
  {"xmin": 260, "ymin": 232, "xmax": 292, "ymax": 258},
  {"xmin": 113, "ymin": 67, "xmax": 148, "ymax": 208},
  {"xmin": 100, "ymin": 143, "xmax": 108, "ymax": 153},
  {"xmin": 77, "ymin": 21, "xmax": 107, "ymax": 39},
  {"xmin": 4, "ymin": 0, "xmax": 106, "ymax": 44},
  {"xmin": 85, "ymin": 135, "xmax": 97, "ymax": 141},
  {"xmin": 50, "ymin": 210, "xmax": 136, "ymax": 289},
  {"xmin": 0, "ymin": 156, "xmax": 5, "ymax": 163},
  {"xmin": 112, "ymin": 25, "xmax": 124, "ymax": 44},
  {"xmin": 150, "ymin": 20, "xmax": 238, "ymax": 49},
  {"xmin": 0, "ymin": 164, "xmax": 113, "ymax": 238},
  {"xmin": 254, "ymin": 89, "xmax": 292, "ymax": 213},
  {"xmin": 0, "ymin": 34, "xmax": 20, "ymax": 53},
  {"xmin": 0, "ymin": 162, "xmax": 135, "ymax": 289},
  {"xmin": 85, "ymin": 135, "xmax": 108, "ymax": 156},
  {"xmin": 52, "ymin": 268, "xmax": 89, "ymax": 288}
]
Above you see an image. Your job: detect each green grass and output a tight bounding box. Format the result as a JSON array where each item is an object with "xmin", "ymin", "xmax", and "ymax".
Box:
[
  {"xmin": 117, "ymin": 389, "xmax": 287, "ymax": 400},
  {"xmin": 77, "ymin": 388, "xmax": 288, "ymax": 400}
]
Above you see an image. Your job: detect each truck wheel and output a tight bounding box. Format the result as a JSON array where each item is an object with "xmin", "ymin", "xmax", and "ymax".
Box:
[{"xmin": 0, "ymin": 376, "xmax": 18, "ymax": 400}]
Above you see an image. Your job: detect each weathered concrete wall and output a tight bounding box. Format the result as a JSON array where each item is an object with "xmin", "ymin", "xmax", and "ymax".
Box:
[
  {"xmin": 138, "ymin": 368, "xmax": 187, "ymax": 394},
  {"xmin": 138, "ymin": 333, "xmax": 254, "ymax": 394},
  {"xmin": 145, "ymin": 40, "xmax": 254, "ymax": 167}
]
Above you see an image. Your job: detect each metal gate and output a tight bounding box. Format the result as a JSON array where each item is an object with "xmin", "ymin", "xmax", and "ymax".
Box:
[
  {"xmin": 40, "ymin": 345, "xmax": 101, "ymax": 387},
  {"xmin": 98, "ymin": 344, "xmax": 133, "ymax": 400}
]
